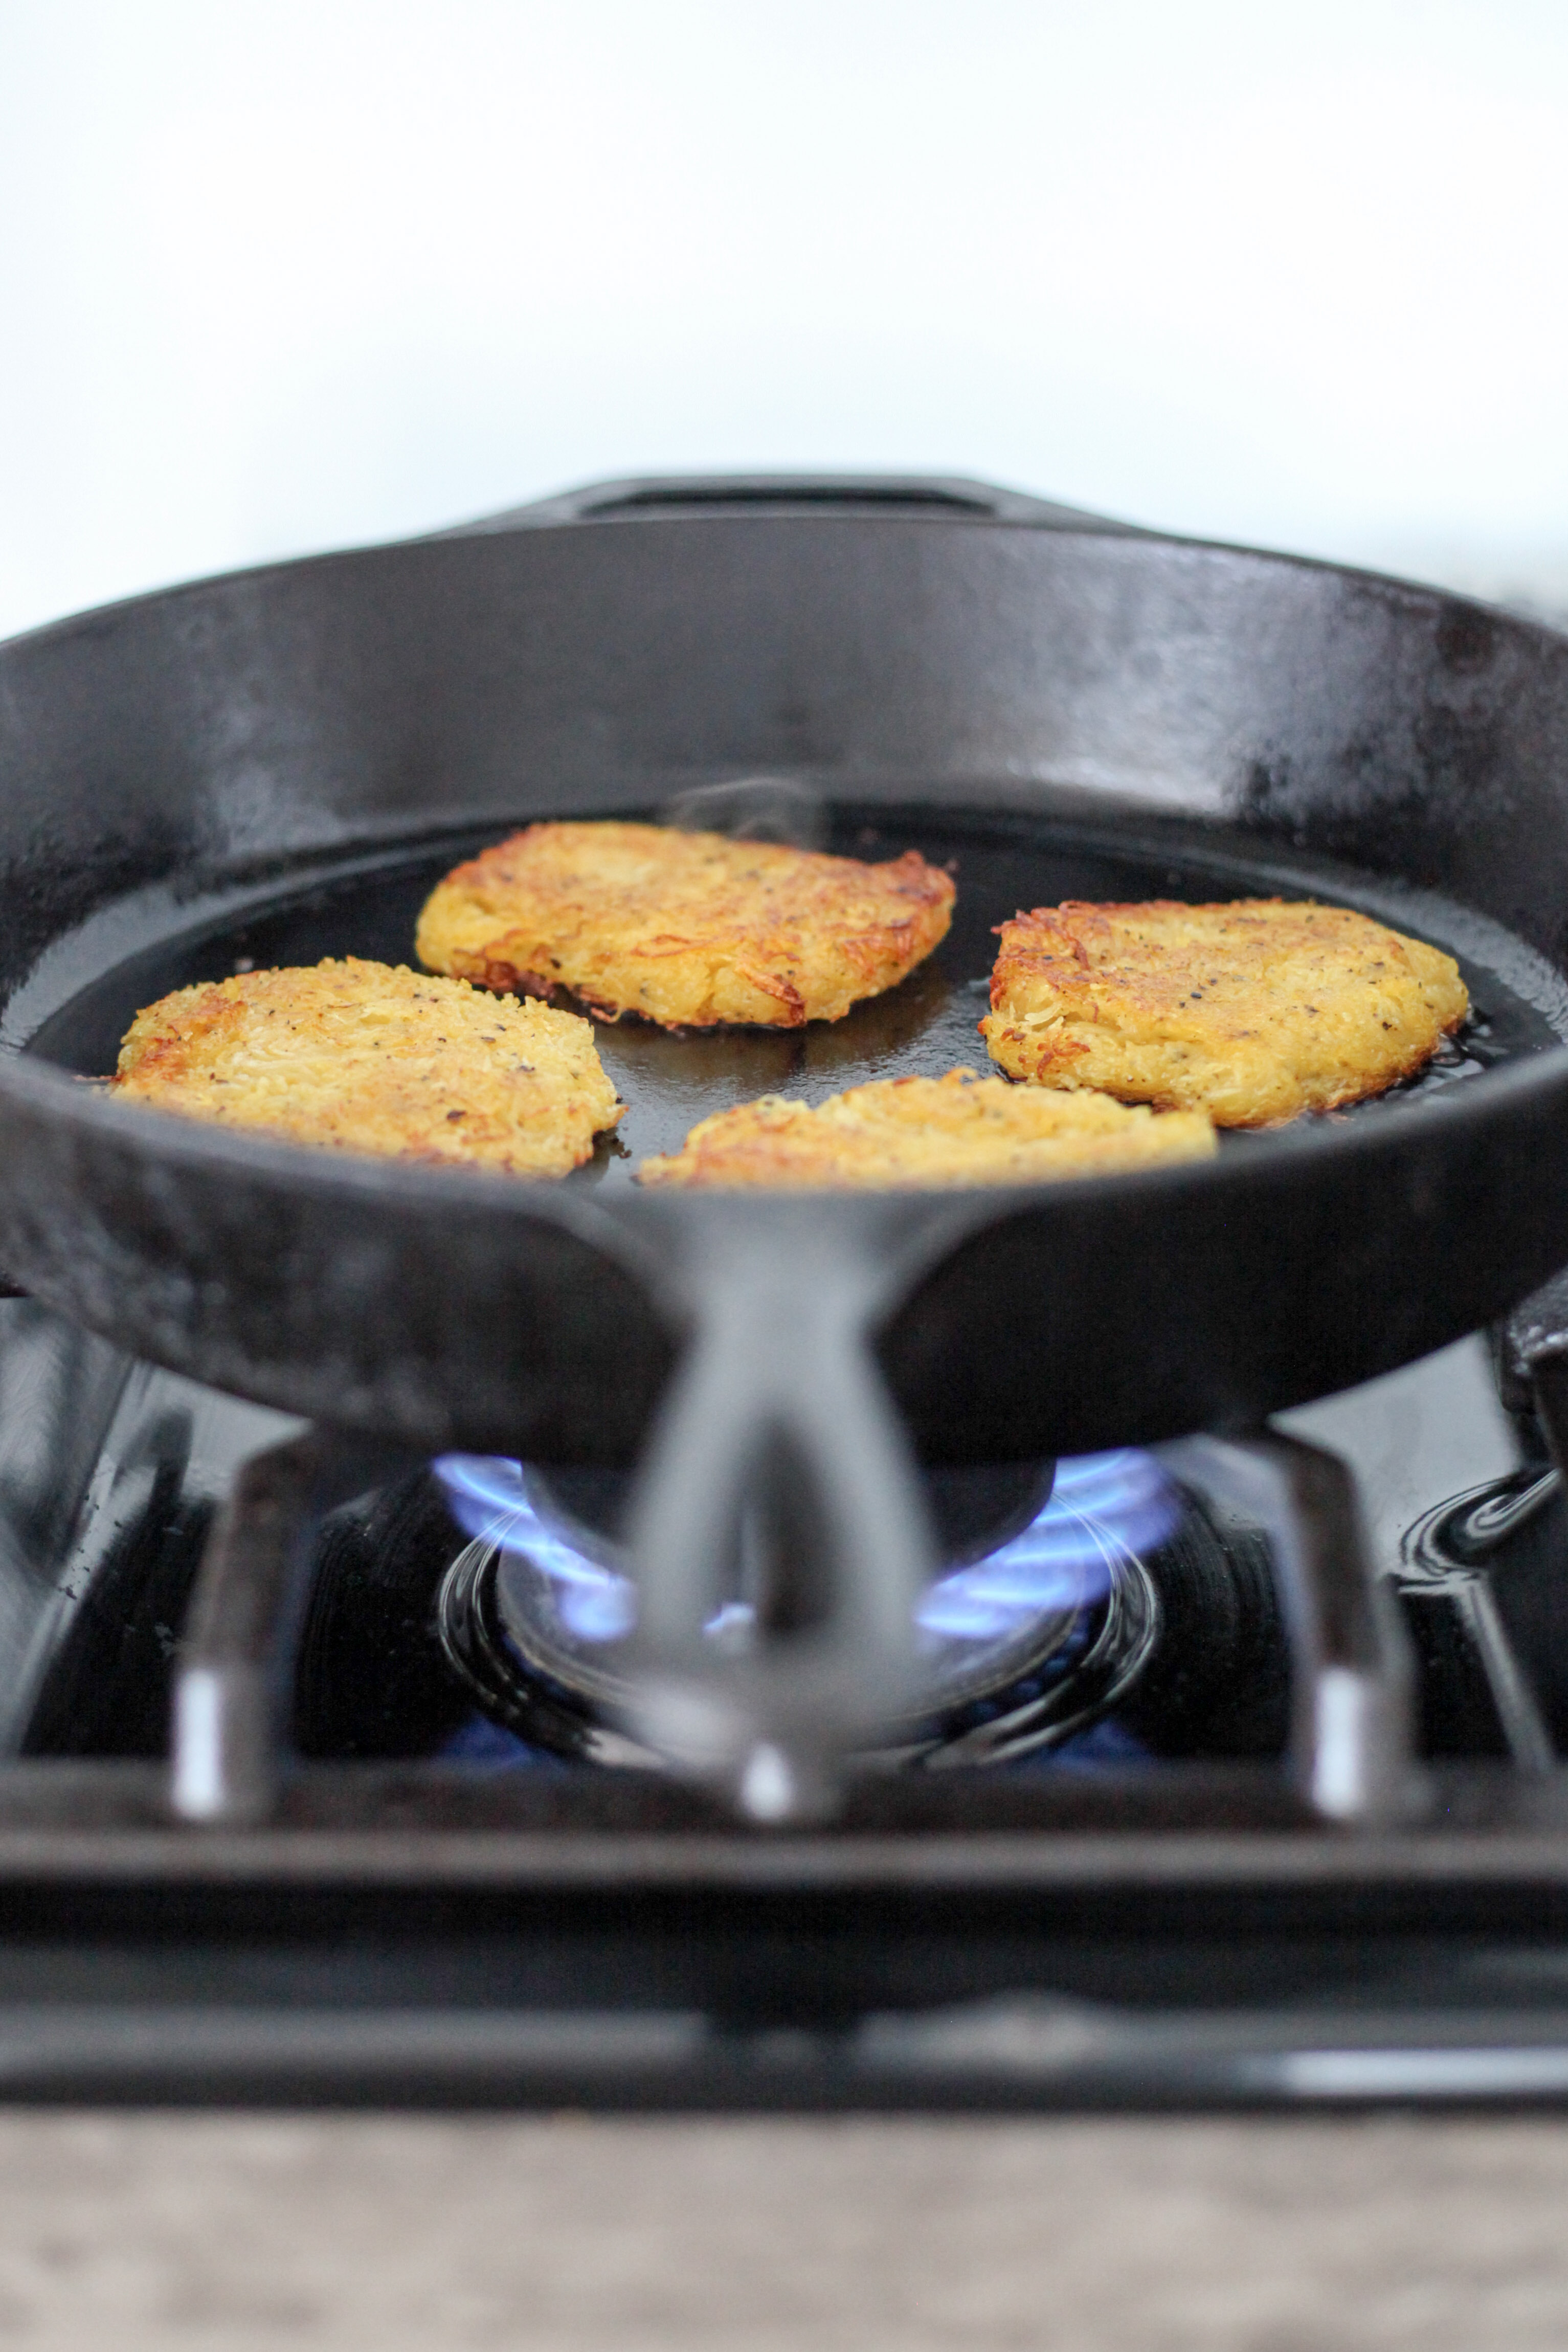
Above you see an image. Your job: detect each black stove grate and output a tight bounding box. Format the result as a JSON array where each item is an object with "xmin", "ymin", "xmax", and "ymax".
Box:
[{"xmin": 0, "ymin": 1295, "xmax": 1565, "ymax": 2104}]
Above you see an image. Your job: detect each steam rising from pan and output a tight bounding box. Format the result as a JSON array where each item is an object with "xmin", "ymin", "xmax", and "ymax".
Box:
[{"xmin": 659, "ymin": 774, "xmax": 827, "ymax": 850}]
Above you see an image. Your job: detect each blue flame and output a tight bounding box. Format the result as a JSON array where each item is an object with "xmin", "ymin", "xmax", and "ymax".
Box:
[
  {"xmin": 432, "ymin": 1454, "xmax": 636, "ymax": 1641},
  {"xmin": 914, "ymin": 1451, "xmax": 1180, "ymax": 1639},
  {"xmin": 433, "ymin": 1445, "xmax": 1180, "ymax": 1651}
]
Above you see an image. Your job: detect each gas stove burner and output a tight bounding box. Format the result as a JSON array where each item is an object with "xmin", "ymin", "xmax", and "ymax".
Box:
[{"xmin": 432, "ymin": 1449, "xmax": 1172, "ymax": 1768}]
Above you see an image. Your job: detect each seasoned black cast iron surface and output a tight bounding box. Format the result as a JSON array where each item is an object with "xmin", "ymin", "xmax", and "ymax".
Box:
[{"xmin": 1, "ymin": 488, "xmax": 1567, "ymax": 1465}]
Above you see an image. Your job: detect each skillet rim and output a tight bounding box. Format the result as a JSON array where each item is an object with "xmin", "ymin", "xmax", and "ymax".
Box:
[{"xmin": 4, "ymin": 492, "xmax": 1560, "ymax": 663}]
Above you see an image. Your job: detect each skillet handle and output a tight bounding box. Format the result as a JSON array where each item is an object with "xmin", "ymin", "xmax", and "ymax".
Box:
[
  {"xmin": 620, "ymin": 1216, "xmax": 940, "ymax": 1819},
  {"xmin": 451, "ymin": 473, "xmax": 1136, "ymax": 534}
]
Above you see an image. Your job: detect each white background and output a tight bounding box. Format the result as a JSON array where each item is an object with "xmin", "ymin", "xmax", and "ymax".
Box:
[{"xmin": 3, "ymin": 0, "xmax": 1567, "ymax": 639}]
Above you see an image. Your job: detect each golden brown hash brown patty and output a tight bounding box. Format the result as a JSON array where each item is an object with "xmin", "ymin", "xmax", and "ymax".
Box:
[
  {"xmin": 637, "ymin": 1068, "xmax": 1215, "ymax": 1189},
  {"xmin": 981, "ymin": 899, "xmax": 1469, "ymax": 1126},
  {"xmin": 414, "ymin": 821, "xmax": 955, "ymax": 1027},
  {"xmin": 113, "ymin": 957, "xmax": 623, "ymax": 1177}
]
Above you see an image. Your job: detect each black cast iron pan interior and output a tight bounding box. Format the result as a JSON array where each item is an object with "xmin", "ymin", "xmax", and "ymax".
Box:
[{"xmin": 2, "ymin": 479, "xmax": 1568, "ymax": 1468}]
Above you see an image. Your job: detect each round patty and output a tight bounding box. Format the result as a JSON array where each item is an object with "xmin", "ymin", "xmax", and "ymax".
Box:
[
  {"xmin": 113, "ymin": 957, "xmax": 623, "ymax": 1177},
  {"xmin": 637, "ymin": 1068, "xmax": 1215, "ymax": 1189},
  {"xmin": 414, "ymin": 821, "xmax": 955, "ymax": 1027},
  {"xmin": 982, "ymin": 899, "xmax": 1469, "ymax": 1126}
]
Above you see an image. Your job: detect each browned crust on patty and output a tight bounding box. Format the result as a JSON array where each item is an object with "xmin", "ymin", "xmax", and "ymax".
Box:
[
  {"xmin": 981, "ymin": 898, "xmax": 1469, "ymax": 1126},
  {"xmin": 637, "ymin": 1067, "xmax": 1215, "ymax": 1189},
  {"xmin": 112, "ymin": 956, "xmax": 623, "ymax": 1177},
  {"xmin": 415, "ymin": 821, "xmax": 955, "ymax": 1027}
]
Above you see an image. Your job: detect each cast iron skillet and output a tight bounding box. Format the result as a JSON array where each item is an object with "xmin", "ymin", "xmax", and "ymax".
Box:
[{"xmin": 3, "ymin": 474, "xmax": 1568, "ymax": 1777}]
